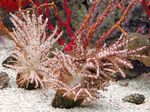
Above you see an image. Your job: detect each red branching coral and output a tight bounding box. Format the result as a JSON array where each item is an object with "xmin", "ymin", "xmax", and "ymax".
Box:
[
  {"xmin": 73, "ymin": 0, "xmax": 149, "ymax": 49},
  {"xmin": 0, "ymin": 0, "xmax": 74, "ymax": 51},
  {"xmin": 39, "ymin": 0, "xmax": 74, "ymax": 51},
  {"xmin": 1, "ymin": 0, "xmax": 149, "ymax": 51},
  {"xmin": 0, "ymin": 0, "xmax": 30, "ymax": 12},
  {"xmin": 140, "ymin": 0, "xmax": 150, "ymax": 19}
]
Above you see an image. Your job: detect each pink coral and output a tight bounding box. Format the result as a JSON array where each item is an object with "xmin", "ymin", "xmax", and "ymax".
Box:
[
  {"xmin": 4, "ymin": 11, "xmax": 63, "ymax": 89},
  {"xmin": 48, "ymin": 34, "xmax": 147, "ymax": 101}
]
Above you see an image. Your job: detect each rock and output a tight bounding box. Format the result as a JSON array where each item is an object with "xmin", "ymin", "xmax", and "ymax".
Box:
[
  {"xmin": 118, "ymin": 80, "xmax": 129, "ymax": 87},
  {"xmin": 70, "ymin": 3, "xmax": 87, "ymax": 30},
  {"xmin": 115, "ymin": 69, "xmax": 139, "ymax": 80},
  {"xmin": 122, "ymin": 93, "xmax": 145, "ymax": 104},
  {"xmin": 126, "ymin": 33, "xmax": 150, "ymax": 67},
  {"xmin": 2, "ymin": 56, "xmax": 17, "ymax": 68},
  {"xmin": 52, "ymin": 91, "xmax": 84, "ymax": 109},
  {"xmin": 0, "ymin": 72, "xmax": 10, "ymax": 89},
  {"xmin": 115, "ymin": 60, "xmax": 150, "ymax": 80}
]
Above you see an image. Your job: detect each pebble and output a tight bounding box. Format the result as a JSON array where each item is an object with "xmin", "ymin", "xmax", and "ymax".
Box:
[
  {"xmin": 0, "ymin": 72, "xmax": 10, "ymax": 89},
  {"xmin": 122, "ymin": 93, "xmax": 145, "ymax": 104}
]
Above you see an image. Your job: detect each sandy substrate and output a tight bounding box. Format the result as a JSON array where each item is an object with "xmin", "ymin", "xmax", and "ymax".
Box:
[{"xmin": 0, "ymin": 38, "xmax": 150, "ymax": 112}]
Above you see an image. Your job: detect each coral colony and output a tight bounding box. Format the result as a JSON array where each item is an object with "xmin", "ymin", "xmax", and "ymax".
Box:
[
  {"xmin": 0, "ymin": 0, "xmax": 150, "ymax": 109},
  {"xmin": 5, "ymin": 11, "xmax": 63, "ymax": 89},
  {"xmin": 1, "ymin": 12, "xmax": 62, "ymax": 88}
]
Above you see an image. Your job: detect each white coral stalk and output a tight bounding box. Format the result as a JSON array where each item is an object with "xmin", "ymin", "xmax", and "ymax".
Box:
[{"xmin": 6, "ymin": 11, "xmax": 62, "ymax": 89}]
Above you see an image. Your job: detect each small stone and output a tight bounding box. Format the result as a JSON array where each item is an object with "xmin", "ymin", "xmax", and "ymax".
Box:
[
  {"xmin": 2, "ymin": 56, "xmax": 17, "ymax": 68},
  {"xmin": 52, "ymin": 91, "xmax": 84, "ymax": 109},
  {"xmin": 0, "ymin": 72, "xmax": 10, "ymax": 89},
  {"xmin": 122, "ymin": 93, "xmax": 145, "ymax": 104},
  {"xmin": 118, "ymin": 80, "xmax": 129, "ymax": 87}
]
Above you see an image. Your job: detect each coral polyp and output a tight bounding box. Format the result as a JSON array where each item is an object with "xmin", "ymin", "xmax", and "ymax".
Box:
[
  {"xmin": 49, "ymin": 34, "xmax": 147, "ymax": 105},
  {"xmin": 4, "ymin": 11, "xmax": 63, "ymax": 89}
]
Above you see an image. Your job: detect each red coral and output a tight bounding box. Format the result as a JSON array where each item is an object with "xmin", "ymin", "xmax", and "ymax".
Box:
[
  {"xmin": 0, "ymin": 0, "xmax": 29, "ymax": 12},
  {"xmin": 64, "ymin": 40, "xmax": 74, "ymax": 51},
  {"xmin": 140, "ymin": 0, "xmax": 150, "ymax": 19},
  {"xmin": 36, "ymin": 0, "xmax": 74, "ymax": 51}
]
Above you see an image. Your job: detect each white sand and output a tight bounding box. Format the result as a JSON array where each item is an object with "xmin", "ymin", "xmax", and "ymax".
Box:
[{"xmin": 0, "ymin": 37, "xmax": 150, "ymax": 112}]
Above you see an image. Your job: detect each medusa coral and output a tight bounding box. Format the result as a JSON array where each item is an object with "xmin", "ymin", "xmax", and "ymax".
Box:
[
  {"xmin": 3, "ymin": 11, "xmax": 63, "ymax": 89},
  {"xmin": 47, "ymin": 34, "xmax": 147, "ymax": 108}
]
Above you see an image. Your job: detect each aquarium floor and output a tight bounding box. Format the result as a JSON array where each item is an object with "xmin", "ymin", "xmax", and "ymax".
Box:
[{"xmin": 0, "ymin": 38, "xmax": 150, "ymax": 112}]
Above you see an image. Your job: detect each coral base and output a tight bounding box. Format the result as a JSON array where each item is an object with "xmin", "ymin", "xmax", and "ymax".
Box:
[
  {"xmin": 16, "ymin": 73, "xmax": 39, "ymax": 90},
  {"xmin": 52, "ymin": 91, "xmax": 84, "ymax": 109}
]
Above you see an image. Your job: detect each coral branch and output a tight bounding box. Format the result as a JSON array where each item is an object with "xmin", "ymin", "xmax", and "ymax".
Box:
[{"xmin": 96, "ymin": 1, "xmax": 135, "ymax": 48}]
